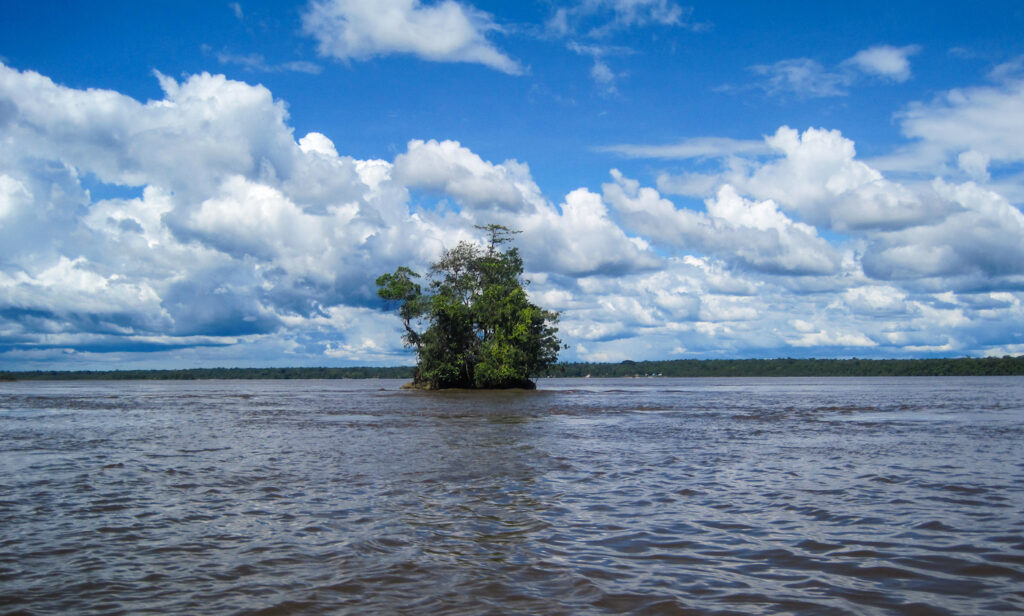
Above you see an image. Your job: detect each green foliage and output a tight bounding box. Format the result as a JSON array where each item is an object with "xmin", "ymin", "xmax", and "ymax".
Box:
[
  {"xmin": 545, "ymin": 356, "xmax": 1024, "ymax": 378},
  {"xmin": 375, "ymin": 266, "xmax": 427, "ymax": 348},
  {"xmin": 3, "ymin": 356, "xmax": 1021, "ymax": 382},
  {"xmin": 0, "ymin": 366, "xmax": 415, "ymax": 381},
  {"xmin": 377, "ymin": 225, "xmax": 561, "ymax": 389}
]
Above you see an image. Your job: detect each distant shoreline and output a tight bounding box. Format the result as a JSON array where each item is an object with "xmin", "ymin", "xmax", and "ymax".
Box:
[{"xmin": 2, "ymin": 356, "xmax": 1022, "ymax": 381}]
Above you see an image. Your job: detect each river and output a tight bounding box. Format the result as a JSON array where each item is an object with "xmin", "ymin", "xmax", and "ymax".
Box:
[{"xmin": 1, "ymin": 377, "xmax": 1023, "ymax": 614}]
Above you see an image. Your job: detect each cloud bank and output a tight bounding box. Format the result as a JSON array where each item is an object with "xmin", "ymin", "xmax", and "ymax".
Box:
[{"xmin": 0, "ymin": 61, "xmax": 1022, "ymax": 368}]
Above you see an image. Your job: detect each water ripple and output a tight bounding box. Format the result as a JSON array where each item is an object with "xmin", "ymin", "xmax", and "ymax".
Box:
[{"xmin": 1, "ymin": 377, "xmax": 1022, "ymax": 614}]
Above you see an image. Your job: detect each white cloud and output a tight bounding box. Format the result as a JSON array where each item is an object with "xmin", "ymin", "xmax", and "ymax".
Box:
[
  {"xmin": 591, "ymin": 116, "xmax": 1024, "ymax": 357},
  {"xmin": 0, "ymin": 174, "xmax": 31, "ymax": 220},
  {"xmin": 957, "ymin": 149, "xmax": 990, "ymax": 182},
  {"xmin": 556, "ymin": 263, "xmax": 706, "ymax": 346},
  {"xmin": 604, "ymin": 170, "xmax": 840, "ymax": 275},
  {"xmin": 393, "ymin": 138, "xmax": 660, "ymax": 277},
  {"xmin": 188, "ymin": 176, "xmax": 331, "ymax": 269},
  {"xmin": 298, "ymin": 132, "xmax": 340, "ymax": 158},
  {"xmin": 788, "ymin": 328, "xmax": 877, "ymax": 348},
  {"xmin": 1, "ymin": 60, "xmax": 1022, "ymax": 367},
  {"xmin": 301, "ymin": 0, "xmax": 522, "ymax": 75},
  {"xmin": 746, "ymin": 44, "xmax": 920, "ymax": 98},
  {"xmin": 394, "ymin": 139, "xmax": 542, "ymax": 211},
  {"xmin": 517, "ymin": 187, "xmax": 661, "ymax": 276},
  {"xmin": 862, "ymin": 179, "xmax": 1024, "ymax": 284},
  {"xmin": 0, "ymin": 64, "xmax": 298, "ymax": 201},
  {"xmin": 296, "ymin": 304, "xmax": 413, "ymax": 362},
  {"xmin": 888, "ymin": 77, "xmax": 1024, "ymax": 174},
  {"xmin": 0, "ymin": 256, "xmax": 166, "ymax": 320},
  {"xmin": 839, "ymin": 285, "xmax": 912, "ymax": 316},
  {"xmin": 0, "ymin": 62, "xmax": 455, "ymax": 353},
  {"xmin": 653, "ymin": 127, "xmax": 941, "ymax": 231},
  {"xmin": 843, "ymin": 45, "xmax": 921, "ymax": 82},
  {"xmin": 742, "ymin": 127, "xmax": 939, "ymax": 231}
]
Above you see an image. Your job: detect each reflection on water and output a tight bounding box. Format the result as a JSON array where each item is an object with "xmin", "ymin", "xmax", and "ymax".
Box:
[{"xmin": 1, "ymin": 377, "xmax": 1023, "ymax": 614}]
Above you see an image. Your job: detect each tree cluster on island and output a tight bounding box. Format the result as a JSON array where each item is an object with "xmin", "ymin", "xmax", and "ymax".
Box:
[{"xmin": 376, "ymin": 225, "xmax": 562, "ymax": 390}]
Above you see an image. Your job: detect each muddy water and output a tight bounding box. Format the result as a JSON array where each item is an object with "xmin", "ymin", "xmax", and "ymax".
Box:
[{"xmin": 1, "ymin": 377, "xmax": 1023, "ymax": 614}]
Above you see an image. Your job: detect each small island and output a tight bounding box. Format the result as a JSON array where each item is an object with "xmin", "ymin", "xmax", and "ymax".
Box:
[{"xmin": 376, "ymin": 225, "xmax": 561, "ymax": 390}]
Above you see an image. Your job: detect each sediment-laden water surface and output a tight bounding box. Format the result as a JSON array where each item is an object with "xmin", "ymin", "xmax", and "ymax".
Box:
[{"xmin": 1, "ymin": 377, "xmax": 1023, "ymax": 614}]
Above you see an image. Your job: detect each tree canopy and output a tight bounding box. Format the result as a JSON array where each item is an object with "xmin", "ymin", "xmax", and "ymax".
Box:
[{"xmin": 376, "ymin": 225, "xmax": 561, "ymax": 389}]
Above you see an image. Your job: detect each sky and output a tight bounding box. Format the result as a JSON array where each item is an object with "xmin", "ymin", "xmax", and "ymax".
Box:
[{"xmin": 1, "ymin": 0, "xmax": 1024, "ymax": 370}]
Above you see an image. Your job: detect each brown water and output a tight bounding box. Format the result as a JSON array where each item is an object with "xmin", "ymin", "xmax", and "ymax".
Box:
[{"xmin": 1, "ymin": 377, "xmax": 1023, "ymax": 615}]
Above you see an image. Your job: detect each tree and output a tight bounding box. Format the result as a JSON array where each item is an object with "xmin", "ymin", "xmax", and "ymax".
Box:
[{"xmin": 376, "ymin": 225, "xmax": 561, "ymax": 389}]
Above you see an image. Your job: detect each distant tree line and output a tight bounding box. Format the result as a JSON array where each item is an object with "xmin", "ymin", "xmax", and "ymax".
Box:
[
  {"xmin": 0, "ymin": 366, "xmax": 416, "ymax": 381},
  {"xmin": 2, "ymin": 356, "xmax": 1023, "ymax": 381},
  {"xmin": 544, "ymin": 356, "xmax": 1024, "ymax": 378}
]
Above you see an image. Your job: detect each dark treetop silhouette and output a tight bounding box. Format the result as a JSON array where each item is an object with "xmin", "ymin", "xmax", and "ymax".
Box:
[{"xmin": 376, "ymin": 225, "xmax": 561, "ymax": 390}]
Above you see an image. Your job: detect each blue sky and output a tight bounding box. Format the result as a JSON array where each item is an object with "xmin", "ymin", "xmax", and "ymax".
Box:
[{"xmin": 1, "ymin": 0, "xmax": 1023, "ymax": 369}]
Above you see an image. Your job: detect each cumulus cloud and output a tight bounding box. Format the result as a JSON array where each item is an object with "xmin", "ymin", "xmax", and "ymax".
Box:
[
  {"xmin": 0, "ymin": 174, "xmax": 31, "ymax": 221},
  {"xmin": 740, "ymin": 127, "xmax": 939, "ymax": 230},
  {"xmin": 653, "ymin": 127, "xmax": 942, "ymax": 231},
  {"xmin": 839, "ymin": 285, "xmax": 913, "ymax": 317},
  {"xmin": 592, "ymin": 117, "xmax": 1024, "ymax": 357},
  {"xmin": 0, "ymin": 62, "xmax": 449, "ymax": 360},
  {"xmin": 297, "ymin": 132, "xmax": 338, "ymax": 158},
  {"xmin": 556, "ymin": 263, "xmax": 707, "ymax": 347},
  {"xmin": 604, "ymin": 170, "xmax": 840, "ymax": 275},
  {"xmin": 0, "ymin": 60, "xmax": 668, "ymax": 366},
  {"xmin": 394, "ymin": 139, "xmax": 543, "ymax": 211},
  {"xmin": 515, "ymin": 187, "xmax": 661, "ymax": 276},
  {"xmin": 0, "ymin": 256, "xmax": 166, "ymax": 323},
  {"xmin": 0, "ymin": 64, "xmax": 298, "ymax": 202},
  {"xmin": 957, "ymin": 149, "xmax": 991, "ymax": 182},
  {"xmin": 188, "ymin": 176, "xmax": 330, "ymax": 266},
  {"xmin": 862, "ymin": 179, "xmax": 1024, "ymax": 285},
  {"xmin": 392, "ymin": 137, "xmax": 660, "ymax": 277},
  {"xmin": 301, "ymin": 0, "xmax": 523, "ymax": 75},
  {"xmin": 1, "ymin": 59, "xmax": 1022, "ymax": 367}
]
